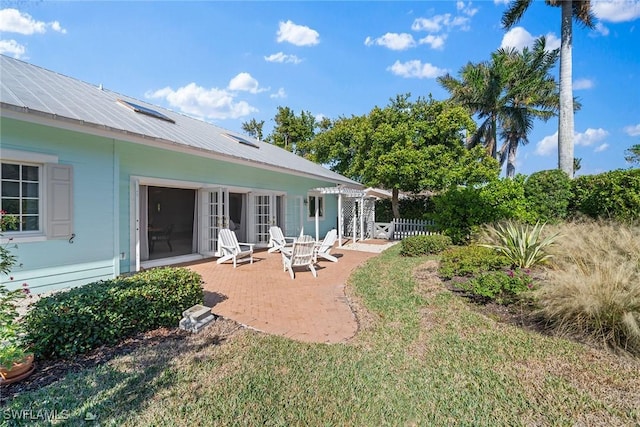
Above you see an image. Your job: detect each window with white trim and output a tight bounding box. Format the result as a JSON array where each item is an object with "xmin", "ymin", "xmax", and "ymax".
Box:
[
  {"xmin": 0, "ymin": 151, "xmax": 73, "ymax": 240},
  {"xmin": 307, "ymin": 195, "xmax": 324, "ymax": 219},
  {"xmin": 1, "ymin": 162, "xmax": 41, "ymax": 232}
]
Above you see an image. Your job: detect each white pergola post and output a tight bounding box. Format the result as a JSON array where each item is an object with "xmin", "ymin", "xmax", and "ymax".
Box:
[
  {"xmin": 359, "ymin": 196, "xmax": 364, "ymax": 241},
  {"xmin": 315, "ymin": 198, "xmax": 320, "ymax": 241},
  {"xmin": 338, "ymin": 193, "xmax": 343, "ymax": 247}
]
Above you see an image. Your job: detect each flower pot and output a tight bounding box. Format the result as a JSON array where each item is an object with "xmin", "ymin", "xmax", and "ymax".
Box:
[{"xmin": 0, "ymin": 354, "xmax": 35, "ymax": 385}]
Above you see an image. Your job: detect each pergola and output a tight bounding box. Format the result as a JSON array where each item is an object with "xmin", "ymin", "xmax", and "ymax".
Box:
[{"xmin": 308, "ymin": 185, "xmax": 374, "ymax": 246}]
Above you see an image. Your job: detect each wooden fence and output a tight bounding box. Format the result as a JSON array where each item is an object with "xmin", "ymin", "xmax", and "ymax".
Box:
[{"xmin": 374, "ymin": 218, "xmax": 438, "ymax": 240}]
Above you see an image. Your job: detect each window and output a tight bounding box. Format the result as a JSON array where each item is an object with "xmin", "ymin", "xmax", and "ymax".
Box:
[
  {"xmin": 0, "ymin": 151, "xmax": 73, "ymax": 240},
  {"xmin": 117, "ymin": 99, "xmax": 175, "ymax": 123},
  {"xmin": 223, "ymin": 133, "xmax": 260, "ymax": 148},
  {"xmin": 1, "ymin": 162, "xmax": 41, "ymax": 232},
  {"xmin": 307, "ymin": 195, "xmax": 324, "ymax": 219}
]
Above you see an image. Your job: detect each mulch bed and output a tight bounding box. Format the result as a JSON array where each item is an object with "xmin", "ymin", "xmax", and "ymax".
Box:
[{"xmin": 0, "ymin": 328, "xmax": 188, "ymax": 405}]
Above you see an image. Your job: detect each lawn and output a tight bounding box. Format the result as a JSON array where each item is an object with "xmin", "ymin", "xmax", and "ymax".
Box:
[{"xmin": 2, "ymin": 245, "xmax": 639, "ymax": 426}]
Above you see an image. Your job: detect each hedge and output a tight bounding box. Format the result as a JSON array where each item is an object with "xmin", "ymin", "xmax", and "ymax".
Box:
[{"xmin": 23, "ymin": 267, "xmax": 203, "ymax": 359}]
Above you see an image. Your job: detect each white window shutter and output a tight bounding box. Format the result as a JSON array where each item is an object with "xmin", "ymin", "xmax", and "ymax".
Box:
[{"xmin": 46, "ymin": 163, "xmax": 73, "ymax": 239}]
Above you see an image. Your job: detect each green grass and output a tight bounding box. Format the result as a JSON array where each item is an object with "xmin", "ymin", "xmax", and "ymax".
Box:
[{"xmin": 3, "ymin": 245, "xmax": 639, "ymax": 426}]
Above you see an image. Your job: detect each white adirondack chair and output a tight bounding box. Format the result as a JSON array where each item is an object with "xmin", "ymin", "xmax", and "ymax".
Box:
[
  {"xmin": 314, "ymin": 229, "xmax": 338, "ymax": 263},
  {"xmin": 216, "ymin": 228, "xmax": 254, "ymax": 268},
  {"xmin": 281, "ymin": 235, "xmax": 317, "ymax": 279},
  {"xmin": 268, "ymin": 226, "xmax": 296, "ymax": 253}
]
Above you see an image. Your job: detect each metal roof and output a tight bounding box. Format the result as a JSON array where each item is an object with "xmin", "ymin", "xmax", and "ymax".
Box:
[{"xmin": 0, "ymin": 55, "xmax": 361, "ymax": 187}]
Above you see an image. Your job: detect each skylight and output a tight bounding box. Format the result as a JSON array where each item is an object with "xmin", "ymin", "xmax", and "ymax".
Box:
[
  {"xmin": 224, "ymin": 133, "xmax": 260, "ymax": 148},
  {"xmin": 117, "ymin": 99, "xmax": 175, "ymax": 123}
]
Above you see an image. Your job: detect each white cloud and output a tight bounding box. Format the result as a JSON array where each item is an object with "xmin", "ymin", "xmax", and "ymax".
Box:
[
  {"xmin": 0, "ymin": 8, "xmax": 66, "ymax": 34},
  {"xmin": 592, "ymin": 22, "xmax": 610, "ymax": 36},
  {"xmin": 573, "ymin": 78, "xmax": 594, "ymax": 90},
  {"xmin": 227, "ymin": 72, "xmax": 267, "ymax": 94},
  {"xmin": 493, "ymin": 0, "xmax": 510, "ymax": 4},
  {"xmin": 146, "ymin": 83, "xmax": 257, "ymax": 120},
  {"xmin": 264, "ymin": 52, "xmax": 302, "ymax": 64},
  {"xmin": 500, "ymin": 26, "xmax": 560, "ymax": 51},
  {"xmin": 593, "ymin": 0, "xmax": 640, "ymax": 22},
  {"xmin": 411, "ymin": 13, "xmax": 470, "ymax": 32},
  {"xmin": 594, "ymin": 143, "xmax": 609, "ymax": 153},
  {"xmin": 387, "ymin": 60, "xmax": 446, "ymax": 79},
  {"xmin": 624, "ymin": 123, "xmax": 640, "ymax": 136},
  {"xmin": 364, "ymin": 32, "xmax": 415, "ymax": 50},
  {"xmin": 0, "ymin": 39, "xmax": 25, "ymax": 58},
  {"xmin": 270, "ymin": 88, "xmax": 287, "ymax": 99},
  {"xmin": 276, "ymin": 20, "xmax": 319, "ymax": 46},
  {"xmin": 535, "ymin": 128, "xmax": 609, "ymax": 156},
  {"xmin": 457, "ymin": 1, "xmax": 478, "ymax": 17},
  {"xmin": 535, "ymin": 132, "xmax": 558, "ymax": 156},
  {"xmin": 419, "ymin": 34, "xmax": 447, "ymax": 49},
  {"xmin": 575, "ymin": 128, "xmax": 609, "ymax": 146}
]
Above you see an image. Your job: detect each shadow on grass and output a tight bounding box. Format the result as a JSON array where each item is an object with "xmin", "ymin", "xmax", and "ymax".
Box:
[{"xmin": 1, "ymin": 319, "xmax": 241, "ymax": 425}]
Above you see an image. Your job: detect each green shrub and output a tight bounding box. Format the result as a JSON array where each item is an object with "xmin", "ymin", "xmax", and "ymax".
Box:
[
  {"xmin": 375, "ymin": 196, "xmax": 435, "ymax": 223},
  {"xmin": 438, "ymin": 245, "xmax": 511, "ymax": 280},
  {"xmin": 433, "ymin": 176, "xmax": 532, "ymax": 244},
  {"xmin": 524, "ymin": 169, "xmax": 572, "ymax": 222},
  {"xmin": 460, "ymin": 269, "xmax": 534, "ymax": 305},
  {"xmin": 537, "ymin": 220, "xmax": 640, "ymax": 355},
  {"xmin": 400, "ymin": 234, "xmax": 452, "ymax": 257},
  {"xmin": 480, "ymin": 221, "xmax": 560, "ymax": 268},
  {"xmin": 571, "ymin": 168, "xmax": 640, "ymax": 223},
  {"xmin": 24, "ymin": 267, "xmax": 203, "ymax": 359}
]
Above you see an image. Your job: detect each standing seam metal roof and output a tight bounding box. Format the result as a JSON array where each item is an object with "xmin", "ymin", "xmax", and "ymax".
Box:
[{"xmin": 0, "ymin": 55, "xmax": 360, "ymax": 187}]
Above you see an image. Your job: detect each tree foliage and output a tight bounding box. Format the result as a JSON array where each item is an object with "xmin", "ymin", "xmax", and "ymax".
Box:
[
  {"xmin": 502, "ymin": 0, "xmax": 595, "ymax": 178},
  {"xmin": 265, "ymin": 106, "xmax": 317, "ymax": 158},
  {"xmin": 310, "ymin": 94, "xmax": 498, "ymax": 217},
  {"xmin": 625, "ymin": 144, "xmax": 640, "ymax": 165},
  {"xmin": 438, "ymin": 37, "xmax": 560, "ymax": 178},
  {"xmin": 241, "ymin": 118, "xmax": 265, "ymax": 141}
]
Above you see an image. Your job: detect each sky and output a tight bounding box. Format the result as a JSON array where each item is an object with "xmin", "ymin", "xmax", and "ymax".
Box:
[{"xmin": 1, "ymin": 0, "xmax": 639, "ymax": 177}]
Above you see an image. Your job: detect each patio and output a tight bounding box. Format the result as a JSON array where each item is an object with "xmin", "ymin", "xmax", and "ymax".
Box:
[{"xmin": 185, "ymin": 242, "xmax": 390, "ymax": 343}]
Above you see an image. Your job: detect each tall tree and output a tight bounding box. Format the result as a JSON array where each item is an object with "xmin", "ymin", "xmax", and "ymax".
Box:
[
  {"xmin": 625, "ymin": 144, "xmax": 640, "ymax": 165},
  {"xmin": 265, "ymin": 106, "xmax": 316, "ymax": 158},
  {"xmin": 439, "ymin": 37, "xmax": 560, "ymax": 178},
  {"xmin": 502, "ymin": 0, "xmax": 595, "ymax": 178},
  {"xmin": 498, "ymin": 38, "xmax": 560, "ymax": 178},
  {"xmin": 311, "ymin": 94, "xmax": 498, "ymax": 218},
  {"xmin": 241, "ymin": 118, "xmax": 265, "ymax": 141}
]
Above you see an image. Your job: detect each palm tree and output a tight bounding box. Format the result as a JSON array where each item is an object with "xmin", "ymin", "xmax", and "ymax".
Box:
[
  {"xmin": 502, "ymin": 0, "xmax": 594, "ymax": 178},
  {"xmin": 438, "ymin": 59, "xmax": 504, "ymax": 159},
  {"xmin": 438, "ymin": 38, "xmax": 559, "ymax": 178}
]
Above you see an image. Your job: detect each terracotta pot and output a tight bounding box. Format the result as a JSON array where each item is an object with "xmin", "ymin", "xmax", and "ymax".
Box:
[{"xmin": 0, "ymin": 354, "xmax": 35, "ymax": 385}]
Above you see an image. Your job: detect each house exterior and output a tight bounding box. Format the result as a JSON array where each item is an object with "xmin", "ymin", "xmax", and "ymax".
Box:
[{"xmin": 0, "ymin": 55, "xmax": 361, "ymax": 293}]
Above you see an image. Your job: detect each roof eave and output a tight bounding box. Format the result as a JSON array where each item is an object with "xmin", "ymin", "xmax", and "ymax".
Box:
[{"xmin": 0, "ymin": 103, "xmax": 360, "ymax": 187}]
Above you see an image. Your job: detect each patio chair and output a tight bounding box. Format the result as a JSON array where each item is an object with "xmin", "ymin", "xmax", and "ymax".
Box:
[
  {"xmin": 281, "ymin": 235, "xmax": 317, "ymax": 279},
  {"xmin": 268, "ymin": 226, "xmax": 296, "ymax": 253},
  {"xmin": 150, "ymin": 223, "xmax": 173, "ymax": 253},
  {"xmin": 314, "ymin": 229, "xmax": 338, "ymax": 263},
  {"xmin": 216, "ymin": 228, "xmax": 254, "ymax": 268}
]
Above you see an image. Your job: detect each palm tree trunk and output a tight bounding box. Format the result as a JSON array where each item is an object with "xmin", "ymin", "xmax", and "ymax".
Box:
[
  {"xmin": 558, "ymin": 0, "xmax": 575, "ymax": 178},
  {"xmin": 506, "ymin": 139, "xmax": 518, "ymax": 179}
]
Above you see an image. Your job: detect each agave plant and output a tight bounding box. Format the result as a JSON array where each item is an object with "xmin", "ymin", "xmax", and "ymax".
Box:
[{"xmin": 480, "ymin": 221, "xmax": 560, "ymax": 268}]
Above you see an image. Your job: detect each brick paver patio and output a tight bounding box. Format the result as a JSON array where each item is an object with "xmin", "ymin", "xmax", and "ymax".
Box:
[{"xmin": 186, "ymin": 244, "xmax": 379, "ymax": 343}]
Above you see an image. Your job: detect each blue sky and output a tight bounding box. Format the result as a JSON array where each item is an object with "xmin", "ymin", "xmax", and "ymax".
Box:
[{"xmin": 1, "ymin": 1, "xmax": 639, "ymax": 177}]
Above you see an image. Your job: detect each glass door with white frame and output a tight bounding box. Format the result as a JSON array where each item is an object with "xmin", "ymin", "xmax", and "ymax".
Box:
[{"xmin": 199, "ymin": 188, "xmax": 228, "ymax": 256}]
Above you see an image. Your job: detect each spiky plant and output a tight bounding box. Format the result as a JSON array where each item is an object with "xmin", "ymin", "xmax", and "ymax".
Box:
[{"xmin": 480, "ymin": 221, "xmax": 559, "ymax": 268}]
